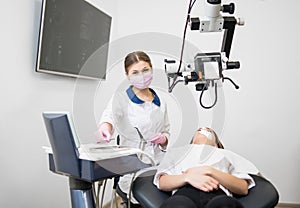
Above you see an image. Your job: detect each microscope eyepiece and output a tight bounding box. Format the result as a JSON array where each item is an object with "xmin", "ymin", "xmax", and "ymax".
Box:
[{"xmin": 222, "ymin": 3, "xmax": 235, "ymax": 14}]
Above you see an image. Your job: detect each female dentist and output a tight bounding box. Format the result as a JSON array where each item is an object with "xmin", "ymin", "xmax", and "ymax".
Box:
[{"xmin": 95, "ymin": 51, "xmax": 170, "ymax": 202}]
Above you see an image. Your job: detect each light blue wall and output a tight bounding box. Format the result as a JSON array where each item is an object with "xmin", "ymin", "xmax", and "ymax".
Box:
[{"xmin": 0, "ymin": 0, "xmax": 299, "ymax": 207}]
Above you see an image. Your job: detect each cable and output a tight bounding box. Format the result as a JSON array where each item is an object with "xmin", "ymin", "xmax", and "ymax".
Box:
[
  {"xmin": 127, "ymin": 151, "xmax": 155, "ymax": 208},
  {"xmin": 223, "ymin": 77, "xmax": 239, "ymax": 89},
  {"xmin": 127, "ymin": 172, "xmax": 137, "ymax": 208},
  {"xmin": 199, "ymin": 81, "xmax": 218, "ymax": 109},
  {"xmin": 177, "ymin": 0, "xmax": 197, "ymax": 75},
  {"xmin": 168, "ymin": 0, "xmax": 196, "ymax": 92},
  {"xmin": 92, "ymin": 182, "xmax": 97, "ymax": 206},
  {"xmin": 100, "ymin": 179, "xmax": 107, "ymax": 208},
  {"xmin": 95, "ymin": 180, "xmax": 104, "ymax": 208},
  {"xmin": 168, "ymin": 79, "xmax": 184, "ymax": 93}
]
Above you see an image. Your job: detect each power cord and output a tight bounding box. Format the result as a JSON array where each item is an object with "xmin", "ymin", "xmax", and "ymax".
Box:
[
  {"xmin": 177, "ymin": 0, "xmax": 197, "ymax": 74},
  {"xmin": 199, "ymin": 81, "xmax": 218, "ymax": 109}
]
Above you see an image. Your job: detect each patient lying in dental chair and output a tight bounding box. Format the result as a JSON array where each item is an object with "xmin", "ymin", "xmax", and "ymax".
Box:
[{"xmin": 153, "ymin": 127, "xmax": 259, "ymax": 208}]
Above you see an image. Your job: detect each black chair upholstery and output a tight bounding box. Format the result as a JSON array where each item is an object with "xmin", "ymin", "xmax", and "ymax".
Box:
[
  {"xmin": 234, "ymin": 174, "xmax": 279, "ymax": 208},
  {"xmin": 132, "ymin": 170, "xmax": 279, "ymax": 208}
]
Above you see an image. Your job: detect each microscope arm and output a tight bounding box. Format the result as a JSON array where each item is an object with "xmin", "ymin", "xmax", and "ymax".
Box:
[{"xmin": 222, "ymin": 16, "xmax": 244, "ymax": 59}]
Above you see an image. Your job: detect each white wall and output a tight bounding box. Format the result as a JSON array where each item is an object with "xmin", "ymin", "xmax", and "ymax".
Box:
[
  {"xmin": 0, "ymin": 0, "xmax": 117, "ymax": 207},
  {"xmin": 114, "ymin": 0, "xmax": 300, "ymax": 203},
  {"xmin": 0, "ymin": 0, "xmax": 299, "ymax": 207}
]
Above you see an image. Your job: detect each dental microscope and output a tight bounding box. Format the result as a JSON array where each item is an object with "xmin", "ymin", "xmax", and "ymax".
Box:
[{"xmin": 164, "ymin": 0, "xmax": 244, "ymax": 109}]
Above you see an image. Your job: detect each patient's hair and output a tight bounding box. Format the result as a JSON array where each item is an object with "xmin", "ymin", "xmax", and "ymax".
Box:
[{"xmin": 213, "ymin": 130, "xmax": 224, "ymax": 149}]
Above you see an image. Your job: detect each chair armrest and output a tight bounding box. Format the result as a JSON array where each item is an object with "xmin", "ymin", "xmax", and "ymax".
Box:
[
  {"xmin": 234, "ymin": 174, "xmax": 279, "ymax": 208},
  {"xmin": 132, "ymin": 169, "xmax": 172, "ymax": 208}
]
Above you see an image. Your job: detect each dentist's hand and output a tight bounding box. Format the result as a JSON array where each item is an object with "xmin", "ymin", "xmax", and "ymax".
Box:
[
  {"xmin": 150, "ymin": 133, "xmax": 167, "ymax": 145},
  {"xmin": 94, "ymin": 122, "xmax": 112, "ymax": 143}
]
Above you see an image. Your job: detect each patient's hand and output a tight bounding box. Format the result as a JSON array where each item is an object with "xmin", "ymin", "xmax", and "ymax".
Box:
[{"xmin": 183, "ymin": 166, "xmax": 219, "ymax": 192}]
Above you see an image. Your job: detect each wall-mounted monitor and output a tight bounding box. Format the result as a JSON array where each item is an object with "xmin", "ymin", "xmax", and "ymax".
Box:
[{"xmin": 36, "ymin": 0, "xmax": 112, "ymax": 80}]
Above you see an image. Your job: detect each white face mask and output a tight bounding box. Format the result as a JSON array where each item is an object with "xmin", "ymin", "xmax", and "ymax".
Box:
[{"xmin": 199, "ymin": 129, "xmax": 213, "ymax": 140}]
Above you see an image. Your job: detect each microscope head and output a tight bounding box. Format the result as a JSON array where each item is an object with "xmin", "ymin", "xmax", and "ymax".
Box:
[{"xmin": 190, "ymin": 0, "xmax": 239, "ymax": 33}]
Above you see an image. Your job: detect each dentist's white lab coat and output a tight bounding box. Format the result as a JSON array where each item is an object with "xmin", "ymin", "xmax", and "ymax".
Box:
[{"xmin": 99, "ymin": 86, "xmax": 170, "ymax": 200}]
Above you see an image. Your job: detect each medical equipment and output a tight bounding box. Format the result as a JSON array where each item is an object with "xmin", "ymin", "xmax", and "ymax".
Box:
[
  {"xmin": 115, "ymin": 127, "xmax": 155, "ymax": 208},
  {"xmin": 135, "ymin": 127, "xmax": 147, "ymax": 156},
  {"xmin": 165, "ymin": 0, "xmax": 243, "ymax": 109},
  {"xmin": 42, "ymin": 112, "xmax": 152, "ymax": 208}
]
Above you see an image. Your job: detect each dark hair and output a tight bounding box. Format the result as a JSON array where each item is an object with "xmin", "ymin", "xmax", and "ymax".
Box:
[
  {"xmin": 124, "ymin": 51, "xmax": 152, "ymax": 73},
  {"xmin": 212, "ymin": 130, "xmax": 224, "ymax": 149}
]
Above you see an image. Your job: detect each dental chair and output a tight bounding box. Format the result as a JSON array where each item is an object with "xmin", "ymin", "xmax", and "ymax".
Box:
[
  {"xmin": 131, "ymin": 140, "xmax": 279, "ymax": 208},
  {"xmin": 132, "ymin": 169, "xmax": 279, "ymax": 208}
]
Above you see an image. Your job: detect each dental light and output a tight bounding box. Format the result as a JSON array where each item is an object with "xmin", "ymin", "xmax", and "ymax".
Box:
[{"xmin": 165, "ymin": 0, "xmax": 244, "ymax": 109}]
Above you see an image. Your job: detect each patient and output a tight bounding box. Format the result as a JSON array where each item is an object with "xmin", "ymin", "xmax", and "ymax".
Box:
[{"xmin": 153, "ymin": 127, "xmax": 259, "ymax": 208}]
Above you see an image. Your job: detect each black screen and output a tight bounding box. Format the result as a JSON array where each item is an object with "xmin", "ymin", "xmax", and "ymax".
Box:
[{"xmin": 36, "ymin": 0, "xmax": 111, "ymax": 79}]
